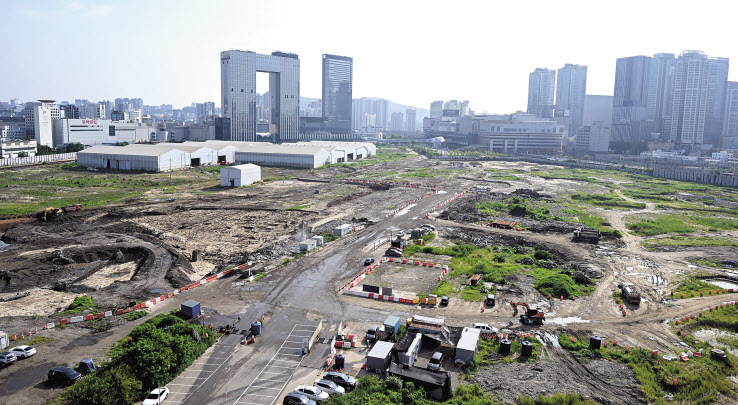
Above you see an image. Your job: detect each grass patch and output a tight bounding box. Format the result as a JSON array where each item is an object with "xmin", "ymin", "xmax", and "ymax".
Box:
[
  {"xmin": 626, "ymin": 215, "xmax": 696, "ymax": 236},
  {"xmin": 406, "ymin": 244, "xmax": 592, "ymax": 300},
  {"xmin": 62, "ymin": 296, "xmax": 100, "ymax": 315},
  {"xmin": 122, "ymin": 310, "xmax": 148, "ymax": 321},
  {"xmin": 468, "ymin": 336, "xmax": 542, "ymax": 375},
  {"xmin": 9, "ymin": 335, "xmax": 55, "ymax": 348},
  {"xmin": 323, "ymin": 147, "xmax": 413, "ymax": 169},
  {"xmin": 400, "ymin": 167, "xmax": 456, "ymax": 179},
  {"xmin": 569, "ymin": 192, "xmax": 646, "ymax": 209},
  {"xmin": 642, "ymin": 236, "xmax": 738, "ymax": 250},
  {"xmin": 671, "ymin": 276, "xmax": 722, "ymax": 298},
  {"xmin": 559, "ymin": 329, "xmax": 737, "ymax": 405},
  {"xmin": 321, "ymin": 232, "xmax": 339, "ymax": 243}
]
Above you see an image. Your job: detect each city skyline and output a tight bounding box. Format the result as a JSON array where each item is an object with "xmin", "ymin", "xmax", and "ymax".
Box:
[{"xmin": 3, "ymin": 0, "xmax": 738, "ymax": 113}]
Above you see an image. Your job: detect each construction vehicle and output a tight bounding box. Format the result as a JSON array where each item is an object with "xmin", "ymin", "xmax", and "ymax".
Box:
[
  {"xmin": 61, "ymin": 204, "xmax": 82, "ymax": 213},
  {"xmin": 573, "ymin": 227, "xmax": 601, "ymax": 243},
  {"xmin": 41, "ymin": 207, "xmax": 63, "ymax": 221},
  {"xmin": 619, "ymin": 283, "xmax": 641, "ymax": 304},
  {"xmin": 510, "ymin": 302, "xmax": 545, "ymax": 325}
]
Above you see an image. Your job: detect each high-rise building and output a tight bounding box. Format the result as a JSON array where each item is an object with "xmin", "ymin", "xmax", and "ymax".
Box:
[
  {"xmin": 406, "ymin": 109, "xmax": 416, "ymax": 132},
  {"xmin": 322, "ymin": 54, "xmax": 353, "ymax": 134},
  {"xmin": 576, "ymin": 122, "xmax": 611, "ymax": 153},
  {"xmin": 556, "ymin": 64, "xmax": 588, "ymax": 135},
  {"xmin": 81, "ymin": 103, "xmax": 105, "ymax": 120},
  {"xmin": 390, "ymin": 112, "xmax": 404, "ymax": 132},
  {"xmin": 669, "ymin": 50, "xmax": 729, "ymax": 147},
  {"xmin": 527, "ymin": 68, "xmax": 556, "ymax": 118},
  {"xmin": 352, "ymin": 98, "xmax": 388, "ymax": 130},
  {"xmin": 583, "ymin": 95, "xmax": 613, "ymax": 126},
  {"xmin": 430, "ymin": 101, "xmax": 443, "ymax": 119},
  {"xmin": 24, "ymin": 100, "xmax": 60, "ymax": 147},
  {"xmin": 460, "ymin": 101, "xmax": 470, "ymax": 117},
  {"xmin": 722, "ymin": 82, "xmax": 738, "ymax": 148},
  {"xmin": 196, "ymin": 102, "xmax": 215, "ymax": 123},
  {"xmin": 611, "ymin": 55, "xmax": 651, "ymax": 143},
  {"xmin": 220, "ymin": 50, "xmax": 300, "ymax": 141},
  {"xmin": 646, "ymin": 53, "xmax": 676, "ymax": 137},
  {"xmin": 61, "ymin": 104, "xmax": 80, "ymax": 120}
]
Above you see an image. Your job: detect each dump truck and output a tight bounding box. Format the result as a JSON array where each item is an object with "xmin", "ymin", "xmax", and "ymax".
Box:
[
  {"xmin": 510, "ymin": 302, "xmax": 545, "ymax": 325},
  {"xmin": 573, "ymin": 227, "xmax": 601, "ymax": 243},
  {"xmin": 620, "ymin": 283, "xmax": 641, "ymax": 304}
]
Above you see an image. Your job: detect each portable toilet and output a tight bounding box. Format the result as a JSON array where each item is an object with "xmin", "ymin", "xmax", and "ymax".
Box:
[
  {"xmin": 0, "ymin": 331, "xmax": 8, "ymax": 350},
  {"xmin": 181, "ymin": 300, "xmax": 201, "ymax": 319}
]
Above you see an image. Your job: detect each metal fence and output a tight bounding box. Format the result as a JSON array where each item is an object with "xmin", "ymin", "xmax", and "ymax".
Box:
[{"xmin": 0, "ymin": 153, "xmax": 77, "ymax": 167}]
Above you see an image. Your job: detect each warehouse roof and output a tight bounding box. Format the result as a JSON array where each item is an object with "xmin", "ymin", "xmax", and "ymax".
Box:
[
  {"xmin": 235, "ymin": 144, "xmax": 329, "ymax": 155},
  {"xmin": 79, "ymin": 145, "xmax": 185, "ymax": 157},
  {"xmin": 225, "ymin": 164, "xmax": 260, "ymax": 171}
]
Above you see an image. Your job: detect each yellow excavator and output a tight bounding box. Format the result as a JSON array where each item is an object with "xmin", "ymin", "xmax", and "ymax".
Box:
[{"xmin": 41, "ymin": 207, "xmax": 62, "ymax": 221}]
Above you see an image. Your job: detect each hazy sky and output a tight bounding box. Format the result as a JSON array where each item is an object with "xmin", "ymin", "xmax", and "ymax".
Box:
[{"xmin": 3, "ymin": 0, "xmax": 737, "ymax": 113}]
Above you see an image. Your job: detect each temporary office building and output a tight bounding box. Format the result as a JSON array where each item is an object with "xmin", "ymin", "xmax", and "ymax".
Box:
[
  {"xmin": 299, "ymin": 239, "xmax": 317, "ymax": 252},
  {"xmin": 366, "ymin": 341, "xmax": 394, "ymax": 372},
  {"xmin": 334, "ymin": 224, "xmax": 352, "ymax": 236},
  {"xmin": 455, "ymin": 327, "xmax": 481, "ymax": 365},
  {"xmin": 220, "ymin": 164, "xmax": 261, "ymax": 187},
  {"xmin": 311, "ymin": 235, "xmax": 324, "ymax": 246}
]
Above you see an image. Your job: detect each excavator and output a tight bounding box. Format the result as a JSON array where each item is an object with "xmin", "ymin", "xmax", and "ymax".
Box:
[
  {"xmin": 510, "ymin": 301, "xmax": 545, "ymax": 325},
  {"xmin": 41, "ymin": 207, "xmax": 63, "ymax": 221}
]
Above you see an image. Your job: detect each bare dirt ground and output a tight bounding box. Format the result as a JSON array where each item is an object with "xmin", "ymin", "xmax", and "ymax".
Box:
[{"xmin": 2, "ymin": 154, "xmax": 738, "ymax": 404}]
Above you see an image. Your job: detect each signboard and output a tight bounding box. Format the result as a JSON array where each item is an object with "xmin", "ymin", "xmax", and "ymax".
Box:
[{"xmin": 363, "ymin": 284, "xmax": 380, "ymax": 294}]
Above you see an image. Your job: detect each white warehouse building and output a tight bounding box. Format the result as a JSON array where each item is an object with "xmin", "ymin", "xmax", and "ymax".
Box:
[
  {"xmin": 77, "ymin": 144, "xmax": 218, "ymax": 171},
  {"xmin": 234, "ymin": 144, "xmax": 331, "ymax": 168},
  {"xmin": 220, "ymin": 164, "xmax": 261, "ymax": 187}
]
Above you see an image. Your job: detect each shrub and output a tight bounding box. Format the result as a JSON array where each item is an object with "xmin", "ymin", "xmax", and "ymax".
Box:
[{"xmin": 533, "ymin": 250, "xmax": 552, "ymax": 260}]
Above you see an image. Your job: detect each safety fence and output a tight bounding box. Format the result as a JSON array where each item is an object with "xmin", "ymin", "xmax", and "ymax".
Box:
[
  {"xmin": 0, "ymin": 152, "xmax": 77, "ymax": 167},
  {"xmin": 7, "ymin": 262, "xmax": 250, "ymax": 342},
  {"xmin": 340, "ymin": 258, "xmax": 450, "ymax": 305},
  {"xmin": 425, "ymin": 189, "xmax": 471, "ymax": 221},
  {"xmin": 385, "ymin": 191, "xmax": 437, "ymax": 219}
]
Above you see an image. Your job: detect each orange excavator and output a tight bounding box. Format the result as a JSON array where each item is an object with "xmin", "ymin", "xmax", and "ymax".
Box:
[{"xmin": 510, "ymin": 302, "xmax": 545, "ymax": 325}]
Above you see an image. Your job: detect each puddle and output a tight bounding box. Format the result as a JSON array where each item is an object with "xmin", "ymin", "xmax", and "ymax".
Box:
[
  {"xmin": 436, "ymin": 190, "xmax": 448, "ymax": 194},
  {"xmin": 150, "ymin": 288, "xmax": 166, "ymax": 294},
  {"xmin": 545, "ymin": 317, "xmax": 590, "ymax": 326},
  {"xmin": 0, "ymin": 240, "xmax": 9, "ymax": 248},
  {"xmin": 395, "ymin": 203, "xmax": 417, "ymax": 216},
  {"xmin": 62, "ymin": 331, "xmax": 113, "ymax": 350},
  {"xmin": 705, "ymin": 280, "xmax": 738, "ymax": 290},
  {"xmin": 693, "ymin": 328, "xmax": 738, "ymax": 356}
]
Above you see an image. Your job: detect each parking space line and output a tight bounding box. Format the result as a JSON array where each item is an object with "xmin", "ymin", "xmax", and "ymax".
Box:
[
  {"xmin": 261, "ymin": 371, "xmax": 291, "ymax": 375},
  {"xmin": 247, "ymin": 386, "xmax": 284, "ymax": 391}
]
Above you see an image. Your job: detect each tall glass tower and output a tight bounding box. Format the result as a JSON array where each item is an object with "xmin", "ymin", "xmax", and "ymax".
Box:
[{"xmin": 322, "ymin": 54, "xmax": 353, "ymax": 134}]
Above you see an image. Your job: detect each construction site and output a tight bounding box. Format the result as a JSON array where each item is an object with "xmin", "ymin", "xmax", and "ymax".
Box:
[{"xmin": 1, "ymin": 147, "xmax": 738, "ymax": 405}]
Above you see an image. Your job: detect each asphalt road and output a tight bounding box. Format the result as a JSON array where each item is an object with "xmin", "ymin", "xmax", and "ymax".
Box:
[{"xmin": 174, "ymin": 190, "xmax": 454, "ymax": 404}]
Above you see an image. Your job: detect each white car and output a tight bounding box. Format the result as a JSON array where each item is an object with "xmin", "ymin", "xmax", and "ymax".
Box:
[
  {"xmin": 9, "ymin": 345, "xmax": 36, "ymax": 359},
  {"xmin": 294, "ymin": 385, "xmax": 329, "ymax": 402},
  {"xmin": 313, "ymin": 379, "xmax": 345, "ymax": 395},
  {"xmin": 142, "ymin": 387, "xmax": 169, "ymax": 405},
  {"xmin": 473, "ymin": 323, "xmax": 498, "ymax": 334}
]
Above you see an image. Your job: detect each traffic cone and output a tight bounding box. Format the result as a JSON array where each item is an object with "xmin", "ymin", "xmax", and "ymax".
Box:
[
  {"xmin": 261, "ymin": 314, "xmax": 265, "ymax": 321},
  {"xmin": 34, "ymin": 327, "xmax": 38, "ymax": 334},
  {"xmin": 21, "ymin": 332, "xmax": 25, "ymax": 339},
  {"xmin": 250, "ymin": 335, "xmax": 256, "ymax": 344}
]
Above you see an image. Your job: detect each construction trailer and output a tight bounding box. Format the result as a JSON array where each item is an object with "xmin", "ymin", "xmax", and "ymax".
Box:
[
  {"xmin": 220, "ymin": 164, "xmax": 261, "ymax": 187},
  {"xmin": 397, "ymin": 333, "xmax": 422, "ymax": 366},
  {"xmin": 334, "ymin": 224, "xmax": 352, "ymax": 236},
  {"xmin": 299, "ymin": 239, "xmax": 317, "ymax": 252},
  {"xmin": 407, "ymin": 315, "xmax": 445, "ymax": 334},
  {"xmin": 366, "ymin": 341, "xmax": 395, "ymax": 372},
  {"xmin": 383, "ymin": 316, "xmax": 402, "ymax": 339},
  {"xmin": 455, "ymin": 327, "xmax": 481, "ymax": 365}
]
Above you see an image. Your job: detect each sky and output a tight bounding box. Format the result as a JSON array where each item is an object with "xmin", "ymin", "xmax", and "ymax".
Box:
[{"xmin": 2, "ymin": 0, "xmax": 738, "ymax": 113}]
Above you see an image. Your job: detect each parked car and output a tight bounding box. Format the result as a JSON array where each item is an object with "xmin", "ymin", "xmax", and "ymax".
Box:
[
  {"xmin": 313, "ymin": 379, "xmax": 345, "ymax": 395},
  {"xmin": 422, "ymin": 224, "xmax": 436, "ymax": 231},
  {"xmin": 75, "ymin": 359, "xmax": 96, "ymax": 375},
  {"xmin": 473, "ymin": 323, "xmax": 498, "ymax": 334},
  {"xmin": 440, "ymin": 296, "xmax": 450, "ymax": 306},
  {"xmin": 385, "ymin": 249, "xmax": 403, "ymax": 257},
  {"xmin": 363, "ymin": 258, "xmax": 375, "ymax": 266},
  {"xmin": 366, "ymin": 325, "xmax": 380, "ymax": 341},
  {"xmin": 9, "ymin": 345, "xmax": 36, "ymax": 359},
  {"xmin": 164, "ymin": 197, "xmax": 175, "ymax": 202},
  {"xmin": 142, "ymin": 387, "xmax": 170, "ymax": 405},
  {"xmin": 0, "ymin": 352, "xmax": 17, "ymax": 367},
  {"xmin": 284, "ymin": 393, "xmax": 316, "ymax": 405},
  {"xmin": 427, "ymin": 352, "xmax": 443, "ymax": 371},
  {"xmin": 322, "ymin": 372, "xmax": 357, "ymax": 391},
  {"xmin": 86, "ymin": 167, "xmax": 98, "ymax": 172},
  {"xmin": 484, "ymin": 294, "xmax": 496, "ymax": 306},
  {"xmin": 396, "ymin": 230, "xmax": 405, "ymax": 236},
  {"xmin": 293, "ymin": 385, "xmax": 329, "ymax": 402},
  {"xmin": 47, "ymin": 366, "xmax": 82, "ymax": 385}
]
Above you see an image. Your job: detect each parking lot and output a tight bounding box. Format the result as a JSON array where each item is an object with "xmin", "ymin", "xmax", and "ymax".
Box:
[
  {"xmin": 166, "ymin": 334, "xmax": 242, "ymax": 404},
  {"xmin": 232, "ymin": 322, "xmax": 320, "ymax": 405}
]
